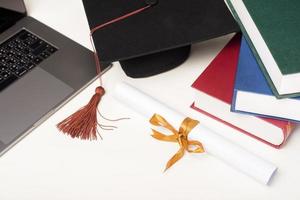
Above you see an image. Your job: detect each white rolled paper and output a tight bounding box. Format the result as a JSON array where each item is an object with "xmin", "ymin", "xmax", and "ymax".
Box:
[{"xmin": 113, "ymin": 82, "xmax": 277, "ymax": 185}]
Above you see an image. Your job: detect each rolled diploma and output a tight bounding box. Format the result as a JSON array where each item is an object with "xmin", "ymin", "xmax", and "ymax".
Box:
[{"xmin": 113, "ymin": 82, "xmax": 277, "ymax": 185}]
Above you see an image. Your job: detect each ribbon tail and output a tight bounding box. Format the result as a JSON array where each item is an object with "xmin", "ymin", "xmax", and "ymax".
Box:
[{"xmin": 164, "ymin": 148, "xmax": 185, "ymax": 172}]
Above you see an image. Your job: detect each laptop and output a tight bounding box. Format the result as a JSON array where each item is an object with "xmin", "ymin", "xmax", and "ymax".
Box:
[{"xmin": 0, "ymin": 0, "xmax": 110, "ymax": 156}]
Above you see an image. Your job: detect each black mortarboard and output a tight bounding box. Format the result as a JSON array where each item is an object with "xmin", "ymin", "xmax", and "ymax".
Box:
[
  {"xmin": 82, "ymin": 0, "xmax": 239, "ymax": 77},
  {"xmin": 57, "ymin": 0, "xmax": 239, "ymax": 140}
]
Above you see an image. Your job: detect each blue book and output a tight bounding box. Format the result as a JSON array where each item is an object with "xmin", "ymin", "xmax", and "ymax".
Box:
[{"xmin": 231, "ymin": 37, "xmax": 300, "ymax": 123}]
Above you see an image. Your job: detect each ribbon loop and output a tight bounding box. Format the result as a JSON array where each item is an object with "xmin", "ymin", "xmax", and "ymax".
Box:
[
  {"xmin": 151, "ymin": 130, "xmax": 178, "ymax": 142},
  {"xmin": 150, "ymin": 114, "xmax": 205, "ymax": 171}
]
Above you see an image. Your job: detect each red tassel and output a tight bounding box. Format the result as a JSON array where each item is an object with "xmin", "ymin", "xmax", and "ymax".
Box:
[
  {"xmin": 57, "ymin": 86, "xmax": 105, "ymax": 140},
  {"xmin": 56, "ymin": 5, "xmax": 152, "ymax": 140}
]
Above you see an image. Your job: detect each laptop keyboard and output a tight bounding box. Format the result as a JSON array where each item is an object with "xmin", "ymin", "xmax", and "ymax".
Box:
[{"xmin": 0, "ymin": 29, "xmax": 58, "ymax": 92}]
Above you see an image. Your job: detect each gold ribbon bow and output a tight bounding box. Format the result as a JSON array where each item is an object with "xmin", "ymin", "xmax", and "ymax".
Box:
[{"xmin": 150, "ymin": 114, "xmax": 205, "ymax": 171}]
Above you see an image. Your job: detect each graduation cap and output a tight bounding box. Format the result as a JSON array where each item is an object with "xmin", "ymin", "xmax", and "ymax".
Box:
[
  {"xmin": 82, "ymin": 0, "xmax": 239, "ymax": 78},
  {"xmin": 57, "ymin": 0, "xmax": 239, "ymax": 140}
]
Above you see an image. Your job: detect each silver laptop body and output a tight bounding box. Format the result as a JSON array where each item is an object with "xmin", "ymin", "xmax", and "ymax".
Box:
[{"xmin": 0, "ymin": 0, "xmax": 109, "ymax": 156}]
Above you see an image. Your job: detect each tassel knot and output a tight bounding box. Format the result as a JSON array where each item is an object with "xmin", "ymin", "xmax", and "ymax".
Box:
[
  {"xmin": 57, "ymin": 86, "xmax": 105, "ymax": 140},
  {"xmin": 95, "ymin": 86, "xmax": 105, "ymax": 95}
]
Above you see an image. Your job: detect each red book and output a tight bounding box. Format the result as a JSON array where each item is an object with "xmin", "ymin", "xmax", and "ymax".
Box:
[{"xmin": 191, "ymin": 34, "xmax": 295, "ymax": 148}]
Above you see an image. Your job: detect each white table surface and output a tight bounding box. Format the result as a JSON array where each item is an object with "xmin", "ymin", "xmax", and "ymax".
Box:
[{"xmin": 1, "ymin": 0, "xmax": 300, "ymax": 199}]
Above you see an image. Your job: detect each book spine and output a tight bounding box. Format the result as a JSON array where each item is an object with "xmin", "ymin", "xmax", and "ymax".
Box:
[
  {"xmin": 281, "ymin": 122, "xmax": 295, "ymax": 146},
  {"xmin": 230, "ymin": 88, "xmax": 238, "ymax": 112}
]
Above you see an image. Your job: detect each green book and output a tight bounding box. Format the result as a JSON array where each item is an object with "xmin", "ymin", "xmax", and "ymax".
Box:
[{"xmin": 226, "ymin": 0, "xmax": 300, "ymax": 98}]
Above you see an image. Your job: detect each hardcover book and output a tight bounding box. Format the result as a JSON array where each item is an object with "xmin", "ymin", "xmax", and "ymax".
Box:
[
  {"xmin": 191, "ymin": 34, "xmax": 295, "ymax": 148},
  {"xmin": 226, "ymin": 0, "xmax": 300, "ymax": 98},
  {"xmin": 232, "ymin": 37, "xmax": 300, "ymax": 122}
]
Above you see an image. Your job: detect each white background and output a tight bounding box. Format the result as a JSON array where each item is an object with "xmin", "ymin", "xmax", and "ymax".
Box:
[{"xmin": 0, "ymin": 0, "xmax": 300, "ymax": 199}]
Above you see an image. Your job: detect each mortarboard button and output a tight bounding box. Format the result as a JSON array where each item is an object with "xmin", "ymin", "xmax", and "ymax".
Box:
[{"xmin": 145, "ymin": 0, "xmax": 158, "ymax": 6}]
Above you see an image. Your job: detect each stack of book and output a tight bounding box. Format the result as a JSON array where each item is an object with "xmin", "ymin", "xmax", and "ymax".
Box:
[{"xmin": 191, "ymin": 0, "xmax": 300, "ymax": 148}]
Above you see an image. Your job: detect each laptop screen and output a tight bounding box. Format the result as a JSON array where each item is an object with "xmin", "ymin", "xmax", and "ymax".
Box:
[{"xmin": 0, "ymin": 0, "xmax": 26, "ymax": 33}]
